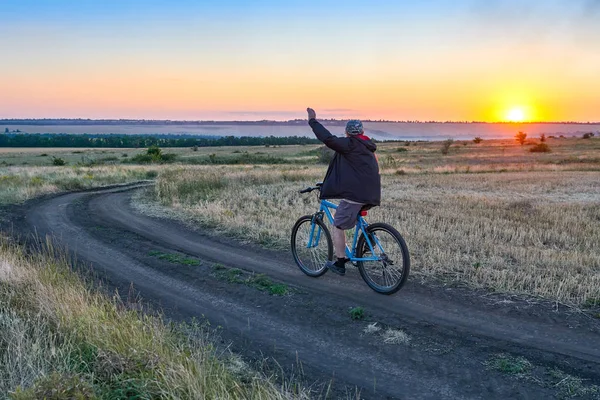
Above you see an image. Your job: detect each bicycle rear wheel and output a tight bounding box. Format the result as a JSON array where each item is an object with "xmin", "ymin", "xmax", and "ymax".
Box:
[
  {"xmin": 356, "ymin": 223, "xmax": 410, "ymax": 294},
  {"xmin": 291, "ymin": 215, "xmax": 332, "ymax": 277}
]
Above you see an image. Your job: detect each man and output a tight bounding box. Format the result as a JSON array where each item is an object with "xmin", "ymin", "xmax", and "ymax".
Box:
[{"xmin": 307, "ymin": 107, "xmax": 381, "ymax": 275}]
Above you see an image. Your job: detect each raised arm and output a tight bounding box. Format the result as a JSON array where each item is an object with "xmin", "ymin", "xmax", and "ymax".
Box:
[{"xmin": 307, "ymin": 108, "xmax": 351, "ymax": 153}]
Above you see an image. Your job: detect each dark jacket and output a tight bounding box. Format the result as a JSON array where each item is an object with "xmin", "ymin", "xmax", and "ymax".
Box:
[{"xmin": 309, "ymin": 118, "xmax": 381, "ymax": 206}]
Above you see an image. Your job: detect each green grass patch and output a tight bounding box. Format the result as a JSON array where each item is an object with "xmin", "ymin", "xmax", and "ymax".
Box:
[
  {"xmin": 247, "ymin": 274, "xmax": 288, "ymax": 296},
  {"xmin": 212, "ymin": 267, "xmax": 288, "ymax": 295},
  {"xmin": 583, "ymin": 297, "xmax": 600, "ymax": 308},
  {"xmin": 349, "ymin": 306, "xmax": 365, "ymax": 320},
  {"xmin": 486, "ymin": 354, "xmax": 532, "ymax": 375},
  {"xmin": 148, "ymin": 250, "xmax": 201, "ymax": 266}
]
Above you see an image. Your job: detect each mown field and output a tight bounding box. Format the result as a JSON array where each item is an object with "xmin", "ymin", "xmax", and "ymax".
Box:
[
  {"xmin": 134, "ymin": 136, "xmax": 599, "ymax": 306},
  {"xmin": 1, "ymin": 137, "xmax": 599, "ymax": 306}
]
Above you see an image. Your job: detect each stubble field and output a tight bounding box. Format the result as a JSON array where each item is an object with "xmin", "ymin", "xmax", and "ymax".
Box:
[{"xmin": 2, "ymin": 136, "xmax": 599, "ymax": 306}]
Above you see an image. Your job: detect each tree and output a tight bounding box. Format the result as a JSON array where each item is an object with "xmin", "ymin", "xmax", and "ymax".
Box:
[
  {"xmin": 515, "ymin": 131, "xmax": 527, "ymax": 145},
  {"xmin": 539, "ymin": 133, "xmax": 546, "ymax": 142},
  {"xmin": 473, "ymin": 137, "xmax": 483, "ymax": 144}
]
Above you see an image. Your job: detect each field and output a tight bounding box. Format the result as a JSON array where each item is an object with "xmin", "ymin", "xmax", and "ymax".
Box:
[
  {"xmin": 139, "ymin": 137, "xmax": 600, "ymax": 306},
  {"xmin": 1, "ymin": 135, "xmax": 600, "ymax": 398},
  {"xmin": 2, "ymin": 137, "xmax": 599, "ymax": 305}
]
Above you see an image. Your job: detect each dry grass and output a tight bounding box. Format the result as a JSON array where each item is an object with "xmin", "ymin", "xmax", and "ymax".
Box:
[
  {"xmin": 145, "ymin": 142, "xmax": 600, "ymax": 305},
  {"xmin": 381, "ymin": 328, "xmax": 411, "ymax": 345},
  {"xmin": 0, "ymin": 239, "xmax": 310, "ymax": 399},
  {"xmin": 0, "ymin": 165, "xmax": 156, "ymax": 204}
]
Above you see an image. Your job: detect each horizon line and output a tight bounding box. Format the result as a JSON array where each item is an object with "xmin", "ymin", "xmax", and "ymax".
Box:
[{"xmin": 2, "ymin": 118, "xmax": 600, "ymax": 125}]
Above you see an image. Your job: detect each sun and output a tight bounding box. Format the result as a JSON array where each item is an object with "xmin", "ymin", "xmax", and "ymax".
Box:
[{"xmin": 506, "ymin": 107, "xmax": 526, "ymax": 122}]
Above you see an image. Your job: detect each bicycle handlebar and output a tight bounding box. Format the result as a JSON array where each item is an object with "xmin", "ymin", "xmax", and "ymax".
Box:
[{"xmin": 299, "ymin": 182, "xmax": 323, "ymax": 194}]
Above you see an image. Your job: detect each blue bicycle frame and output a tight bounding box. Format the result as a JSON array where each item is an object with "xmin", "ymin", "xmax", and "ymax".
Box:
[{"xmin": 306, "ymin": 200, "xmax": 384, "ymax": 262}]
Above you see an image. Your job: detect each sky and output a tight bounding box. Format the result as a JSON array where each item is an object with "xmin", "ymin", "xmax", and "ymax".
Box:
[{"xmin": 1, "ymin": 0, "xmax": 599, "ymax": 122}]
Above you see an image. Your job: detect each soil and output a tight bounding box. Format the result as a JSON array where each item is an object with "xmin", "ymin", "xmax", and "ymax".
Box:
[{"xmin": 3, "ymin": 183, "xmax": 600, "ymax": 399}]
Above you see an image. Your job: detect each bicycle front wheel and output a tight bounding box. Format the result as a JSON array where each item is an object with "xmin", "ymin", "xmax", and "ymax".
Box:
[
  {"xmin": 291, "ymin": 215, "xmax": 332, "ymax": 277},
  {"xmin": 356, "ymin": 223, "xmax": 410, "ymax": 294}
]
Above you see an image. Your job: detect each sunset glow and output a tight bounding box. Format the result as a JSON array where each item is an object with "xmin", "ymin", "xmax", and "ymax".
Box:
[
  {"xmin": 1, "ymin": 1, "xmax": 599, "ymax": 122},
  {"xmin": 506, "ymin": 108, "xmax": 526, "ymax": 122}
]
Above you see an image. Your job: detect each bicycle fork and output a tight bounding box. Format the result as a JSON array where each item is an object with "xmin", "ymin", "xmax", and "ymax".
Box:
[{"xmin": 306, "ymin": 212, "xmax": 325, "ymax": 249}]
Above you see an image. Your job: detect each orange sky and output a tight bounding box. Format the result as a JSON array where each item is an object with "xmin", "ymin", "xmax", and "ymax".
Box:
[{"xmin": 1, "ymin": 1, "xmax": 599, "ymax": 121}]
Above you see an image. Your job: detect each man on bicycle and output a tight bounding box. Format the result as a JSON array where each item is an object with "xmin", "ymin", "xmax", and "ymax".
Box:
[{"xmin": 307, "ymin": 107, "xmax": 381, "ymax": 275}]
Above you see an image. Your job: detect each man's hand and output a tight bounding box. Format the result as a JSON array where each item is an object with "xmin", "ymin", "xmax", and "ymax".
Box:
[{"xmin": 307, "ymin": 107, "xmax": 316, "ymax": 120}]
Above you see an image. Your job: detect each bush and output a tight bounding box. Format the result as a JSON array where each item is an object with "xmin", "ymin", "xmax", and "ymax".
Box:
[
  {"xmin": 473, "ymin": 137, "xmax": 483, "ymax": 144},
  {"xmin": 126, "ymin": 146, "xmax": 177, "ymax": 164},
  {"xmin": 52, "ymin": 157, "xmax": 66, "ymax": 166},
  {"xmin": 529, "ymin": 143, "xmax": 551, "ymax": 153},
  {"xmin": 147, "ymin": 145, "xmax": 162, "ymax": 157},
  {"xmin": 583, "ymin": 132, "xmax": 595, "ymax": 139},
  {"xmin": 539, "ymin": 133, "xmax": 546, "ymax": 142},
  {"xmin": 396, "ymin": 147, "xmax": 408, "ymax": 152},
  {"xmin": 515, "ymin": 131, "xmax": 527, "ymax": 145},
  {"xmin": 317, "ymin": 146, "xmax": 335, "ymax": 164},
  {"xmin": 441, "ymin": 139, "xmax": 454, "ymax": 155}
]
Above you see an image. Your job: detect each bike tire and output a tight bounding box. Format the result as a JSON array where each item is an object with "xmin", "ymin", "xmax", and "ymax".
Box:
[
  {"xmin": 291, "ymin": 215, "xmax": 333, "ymax": 277},
  {"xmin": 356, "ymin": 223, "xmax": 410, "ymax": 294}
]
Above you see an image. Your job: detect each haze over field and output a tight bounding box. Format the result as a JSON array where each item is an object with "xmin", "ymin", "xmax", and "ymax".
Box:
[
  {"xmin": 1, "ymin": 0, "xmax": 599, "ymax": 122},
  {"xmin": 3, "ymin": 122, "xmax": 600, "ymax": 141}
]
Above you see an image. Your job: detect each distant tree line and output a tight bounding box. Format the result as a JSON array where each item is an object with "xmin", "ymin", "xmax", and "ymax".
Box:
[{"xmin": 0, "ymin": 133, "xmax": 320, "ymax": 148}]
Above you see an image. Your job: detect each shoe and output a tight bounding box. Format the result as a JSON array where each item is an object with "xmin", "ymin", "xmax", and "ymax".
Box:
[{"xmin": 325, "ymin": 259, "xmax": 347, "ymax": 276}]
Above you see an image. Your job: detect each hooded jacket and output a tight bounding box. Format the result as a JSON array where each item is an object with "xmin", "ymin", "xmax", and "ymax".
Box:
[{"xmin": 309, "ymin": 118, "xmax": 381, "ymax": 206}]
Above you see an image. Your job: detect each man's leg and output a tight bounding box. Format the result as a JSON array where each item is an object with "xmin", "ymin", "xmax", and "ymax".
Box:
[
  {"xmin": 332, "ymin": 226, "xmax": 346, "ymax": 259},
  {"xmin": 325, "ymin": 201, "xmax": 362, "ymax": 275}
]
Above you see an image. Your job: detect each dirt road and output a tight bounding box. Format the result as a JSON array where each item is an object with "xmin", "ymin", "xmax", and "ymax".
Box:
[{"xmin": 11, "ymin": 184, "xmax": 600, "ymax": 399}]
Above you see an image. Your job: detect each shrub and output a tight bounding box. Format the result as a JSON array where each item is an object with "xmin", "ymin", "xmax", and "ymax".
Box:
[
  {"xmin": 147, "ymin": 145, "xmax": 162, "ymax": 157},
  {"xmin": 583, "ymin": 132, "xmax": 595, "ymax": 139},
  {"xmin": 396, "ymin": 147, "xmax": 408, "ymax": 152},
  {"xmin": 515, "ymin": 131, "xmax": 527, "ymax": 145},
  {"xmin": 192, "ymin": 145, "xmax": 199, "ymax": 151},
  {"xmin": 529, "ymin": 143, "xmax": 551, "ymax": 153},
  {"xmin": 127, "ymin": 146, "xmax": 177, "ymax": 164},
  {"xmin": 441, "ymin": 139, "xmax": 454, "ymax": 155},
  {"xmin": 52, "ymin": 157, "xmax": 66, "ymax": 166},
  {"xmin": 473, "ymin": 137, "xmax": 483, "ymax": 144},
  {"xmin": 317, "ymin": 146, "xmax": 335, "ymax": 164},
  {"xmin": 540, "ymin": 133, "xmax": 546, "ymax": 142}
]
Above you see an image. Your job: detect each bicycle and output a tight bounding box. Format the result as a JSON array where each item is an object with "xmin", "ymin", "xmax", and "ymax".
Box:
[{"xmin": 290, "ymin": 183, "xmax": 410, "ymax": 295}]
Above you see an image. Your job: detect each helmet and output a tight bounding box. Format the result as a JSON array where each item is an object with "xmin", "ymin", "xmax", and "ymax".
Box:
[{"xmin": 345, "ymin": 120, "xmax": 363, "ymax": 136}]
